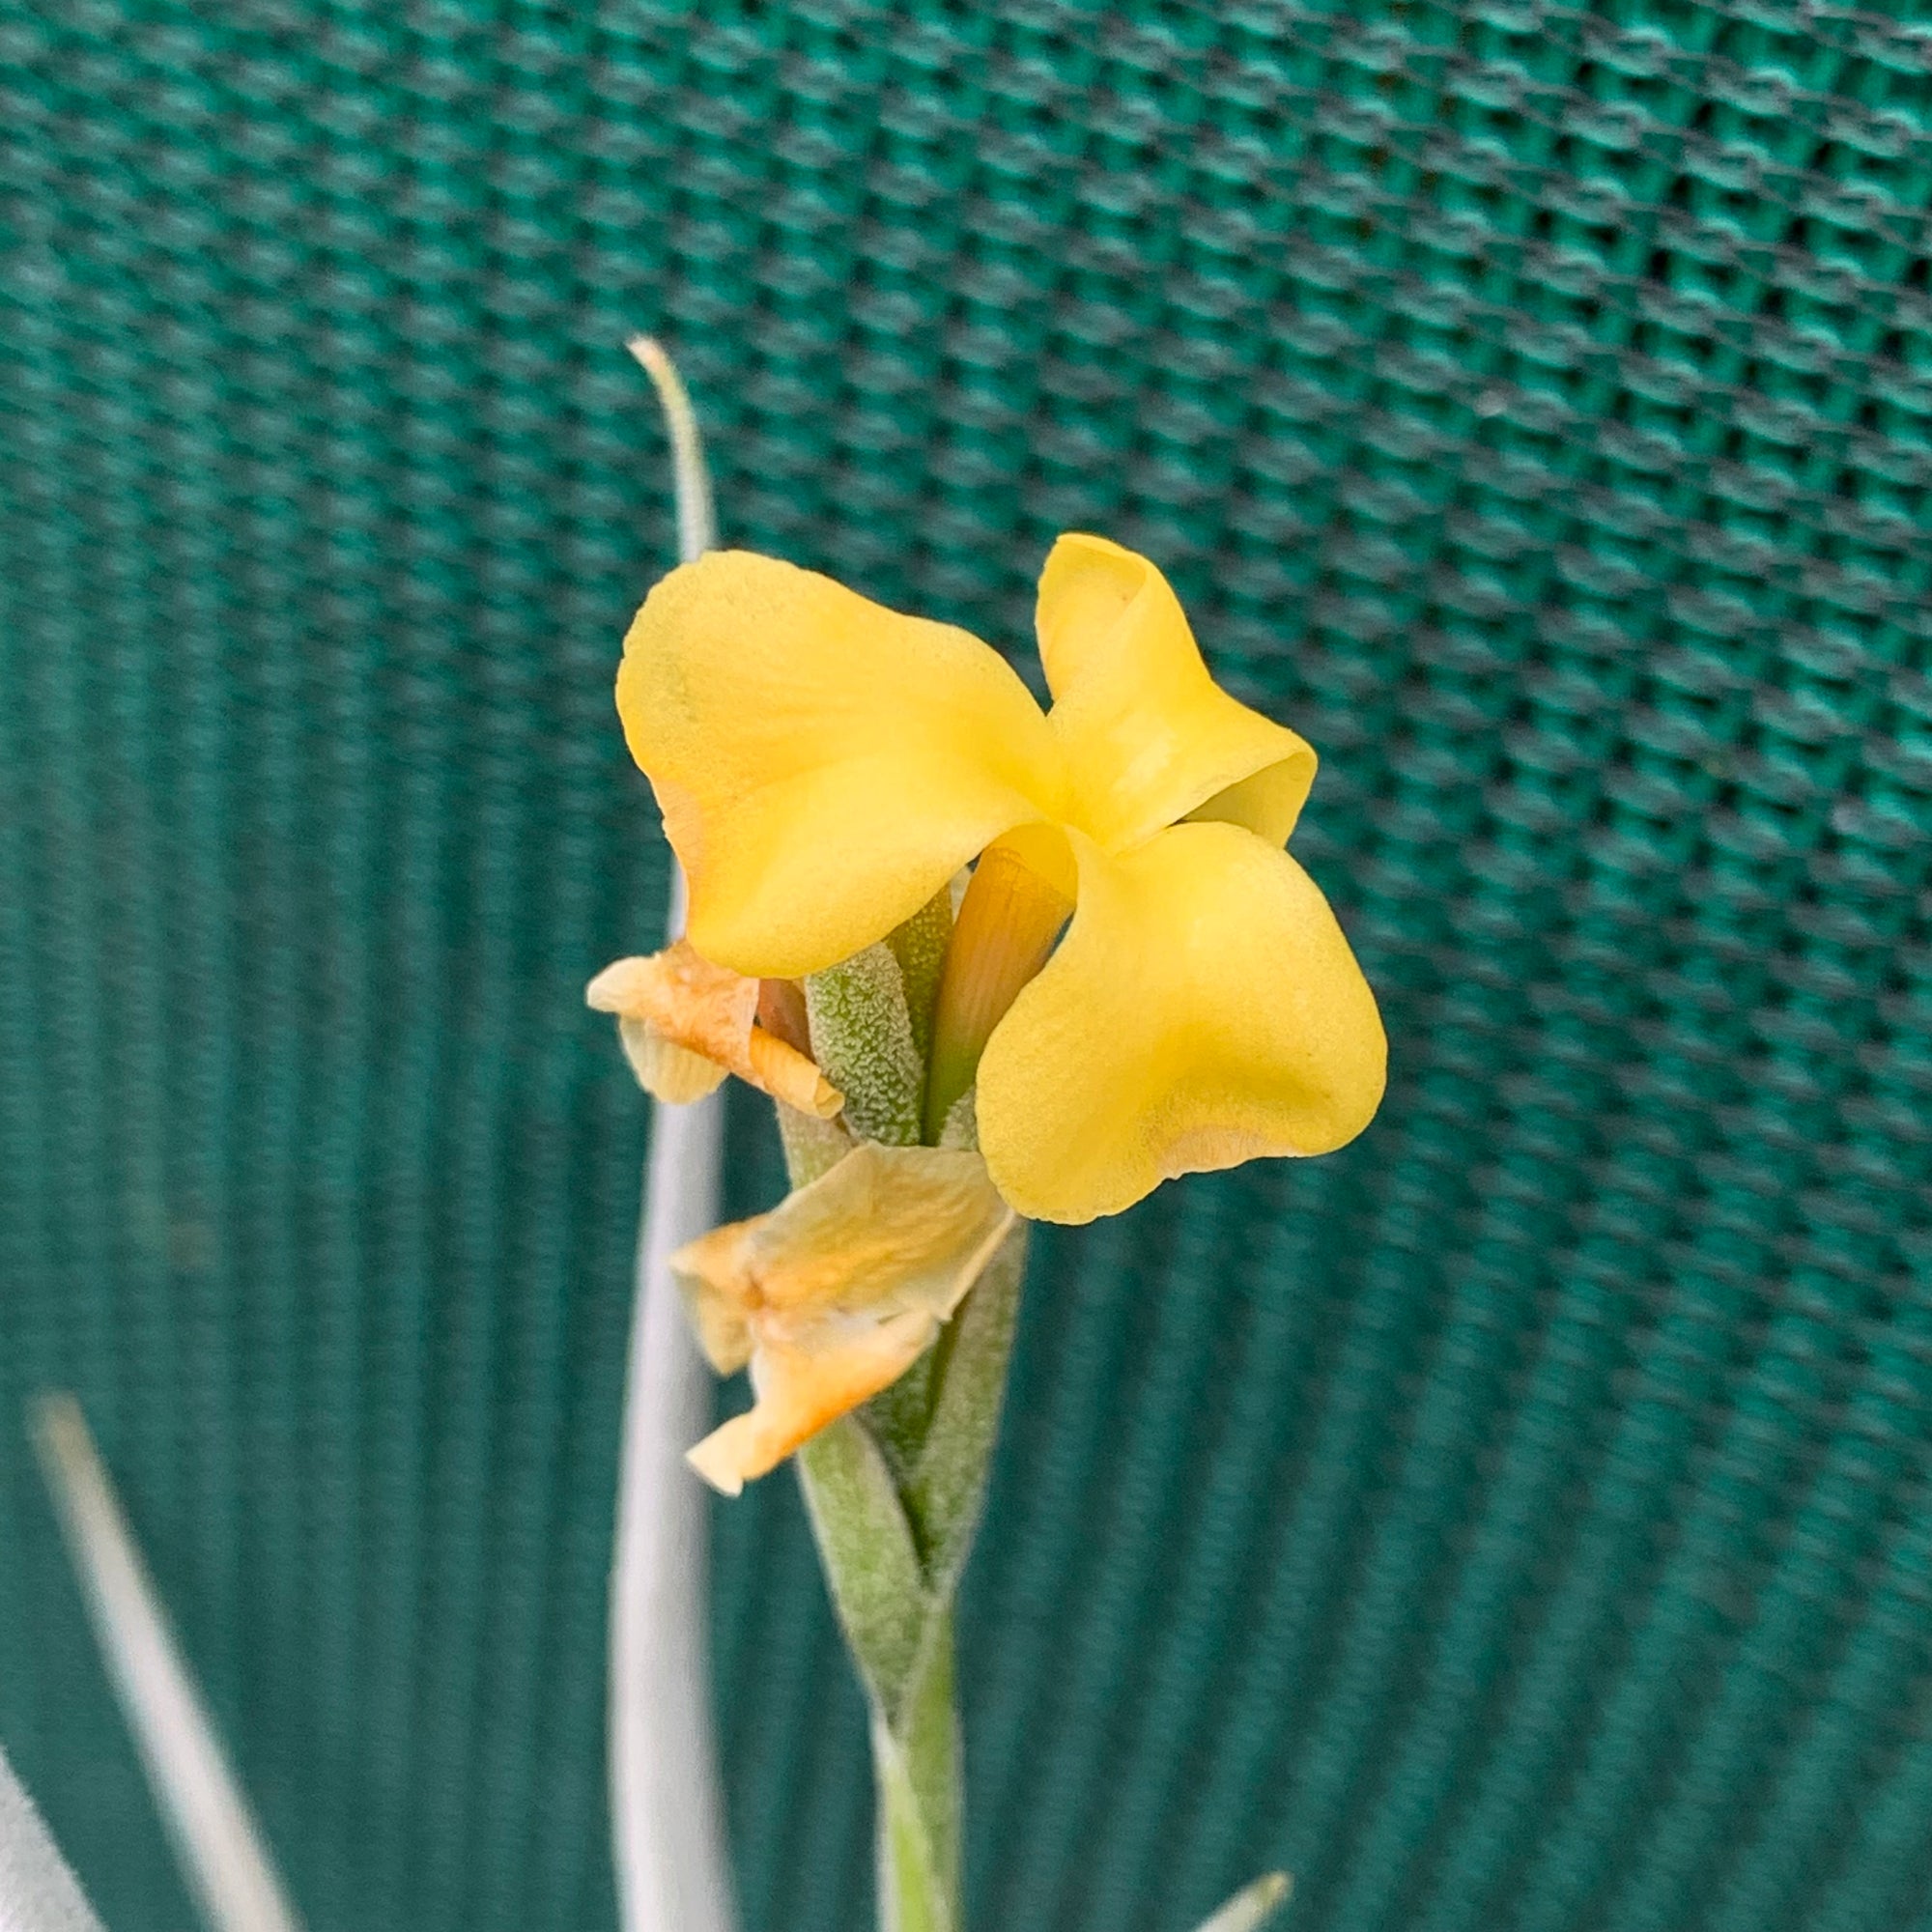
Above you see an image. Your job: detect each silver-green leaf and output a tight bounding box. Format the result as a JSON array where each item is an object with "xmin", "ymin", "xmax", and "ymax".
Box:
[{"xmin": 1192, "ymin": 1872, "xmax": 1292, "ymax": 1932}]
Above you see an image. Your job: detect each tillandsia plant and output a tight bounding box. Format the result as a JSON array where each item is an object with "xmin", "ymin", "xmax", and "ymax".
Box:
[{"xmin": 591, "ymin": 356, "xmax": 1385, "ymax": 1932}]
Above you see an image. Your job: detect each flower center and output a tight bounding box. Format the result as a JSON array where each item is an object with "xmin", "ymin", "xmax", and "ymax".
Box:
[{"xmin": 923, "ymin": 838, "xmax": 1074, "ymax": 1143}]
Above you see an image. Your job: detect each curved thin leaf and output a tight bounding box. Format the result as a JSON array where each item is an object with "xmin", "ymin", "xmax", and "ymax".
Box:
[{"xmin": 1192, "ymin": 1872, "xmax": 1292, "ymax": 1932}]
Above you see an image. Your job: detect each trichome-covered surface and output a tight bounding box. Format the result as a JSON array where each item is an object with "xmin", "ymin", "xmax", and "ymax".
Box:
[{"xmin": 0, "ymin": 5, "xmax": 1926, "ymax": 1932}]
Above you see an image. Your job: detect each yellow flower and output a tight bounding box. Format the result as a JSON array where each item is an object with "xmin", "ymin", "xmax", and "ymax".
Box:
[
  {"xmin": 618, "ymin": 533, "xmax": 1385, "ymax": 1224},
  {"xmin": 674, "ymin": 1143, "xmax": 1014, "ymax": 1494}
]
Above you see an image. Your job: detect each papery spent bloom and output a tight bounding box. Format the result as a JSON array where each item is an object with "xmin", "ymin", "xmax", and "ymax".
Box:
[
  {"xmin": 673, "ymin": 1142, "xmax": 1013, "ymax": 1493},
  {"xmin": 585, "ymin": 938, "xmax": 841, "ymax": 1117},
  {"xmin": 616, "ymin": 532, "xmax": 1385, "ymax": 1225}
]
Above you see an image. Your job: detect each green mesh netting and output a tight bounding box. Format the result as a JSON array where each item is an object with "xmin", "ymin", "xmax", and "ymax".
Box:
[{"xmin": 1, "ymin": 3, "xmax": 1928, "ymax": 1931}]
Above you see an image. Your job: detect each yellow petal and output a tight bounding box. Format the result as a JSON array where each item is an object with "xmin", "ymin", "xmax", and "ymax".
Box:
[
  {"xmin": 975, "ymin": 822, "xmax": 1385, "ymax": 1224},
  {"xmin": 619, "ymin": 551, "xmax": 1065, "ymax": 979},
  {"xmin": 671, "ymin": 1143, "xmax": 1015, "ymax": 1492},
  {"xmin": 1037, "ymin": 533, "xmax": 1317, "ymax": 852},
  {"xmin": 587, "ymin": 940, "xmax": 841, "ymax": 1117}
]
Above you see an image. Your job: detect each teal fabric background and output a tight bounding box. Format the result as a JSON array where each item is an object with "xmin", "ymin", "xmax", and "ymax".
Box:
[{"xmin": 2, "ymin": 3, "xmax": 1928, "ymax": 1931}]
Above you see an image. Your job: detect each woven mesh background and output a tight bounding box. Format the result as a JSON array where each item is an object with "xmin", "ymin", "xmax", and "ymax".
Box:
[{"xmin": 2, "ymin": 2, "xmax": 1929, "ymax": 1930}]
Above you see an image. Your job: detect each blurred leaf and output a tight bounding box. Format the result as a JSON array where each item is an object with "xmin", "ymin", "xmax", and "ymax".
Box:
[{"xmin": 1192, "ymin": 1872, "xmax": 1292, "ymax": 1932}]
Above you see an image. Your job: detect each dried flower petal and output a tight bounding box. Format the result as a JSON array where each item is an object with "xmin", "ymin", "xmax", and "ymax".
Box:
[
  {"xmin": 672, "ymin": 1143, "xmax": 1014, "ymax": 1493},
  {"xmin": 587, "ymin": 938, "xmax": 842, "ymax": 1118}
]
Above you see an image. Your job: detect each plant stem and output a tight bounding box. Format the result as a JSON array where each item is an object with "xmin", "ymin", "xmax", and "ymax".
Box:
[
  {"xmin": 874, "ymin": 1612, "xmax": 960, "ymax": 1932},
  {"xmin": 780, "ymin": 902, "xmax": 1033, "ymax": 1932}
]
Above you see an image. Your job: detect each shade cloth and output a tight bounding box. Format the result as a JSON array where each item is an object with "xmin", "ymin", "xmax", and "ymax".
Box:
[{"xmin": 0, "ymin": 5, "xmax": 1926, "ymax": 1931}]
